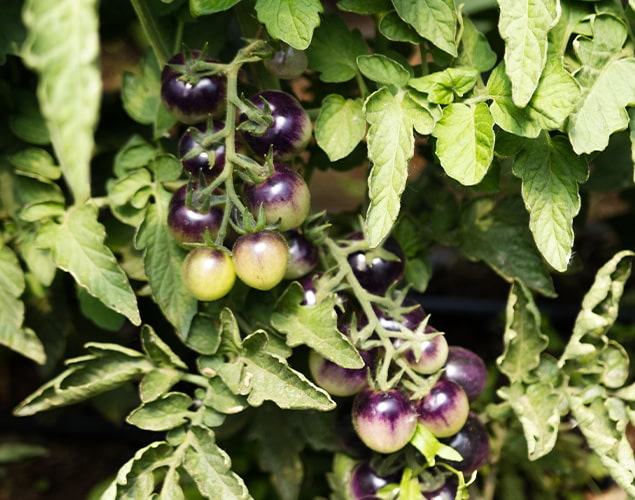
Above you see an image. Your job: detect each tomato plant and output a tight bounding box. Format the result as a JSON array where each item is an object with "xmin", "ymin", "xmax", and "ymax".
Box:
[{"xmin": 2, "ymin": 0, "xmax": 635, "ymax": 499}]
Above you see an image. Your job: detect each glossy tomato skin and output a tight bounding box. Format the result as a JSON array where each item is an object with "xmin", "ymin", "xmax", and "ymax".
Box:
[
  {"xmin": 178, "ymin": 122, "xmax": 226, "ymax": 180},
  {"xmin": 182, "ymin": 247, "xmax": 235, "ymax": 301},
  {"xmin": 347, "ymin": 234, "xmax": 406, "ymax": 295},
  {"xmin": 402, "ymin": 329, "xmax": 449, "ymax": 375},
  {"xmin": 232, "ymin": 230, "xmax": 289, "ymax": 291},
  {"xmin": 352, "ymin": 388, "xmax": 417, "ymax": 454},
  {"xmin": 284, "ymin": 230, "xmax": 319, "ymax": 279},
  {"xmin": 442, "ymin": 346, "xmax": 488, "ymax": 402},
  {"xmin": 440, "ymin": 412, "xmax": 490, "ymax": 474},
  {"xmin": 239, "ymin": 90, "xmax": 312, "ymax": 159},
  {"xmin": 348, "ymin": 462, "xmax": 400, "ymax": 500},
  {"xmin": 308, "ymin": 348, "xmax": 374, "ymax": 397},
  {"xmin": 167, "ymin": 185, "xmax": 224, "ymax": 246},
  {"xmin": 264, "ymin": 44, "xmax": 308, "ymax": 79},
  {"xmin": 161, "ymin": 51, "xmax": 226, "ymax": 125},
  {"xmin": 415, "ymin": 379, "xmax": 470, "ymax": 438},
  {"xmin": 243, "ymin": 164, "xmax": 311, "ymax": 231}
]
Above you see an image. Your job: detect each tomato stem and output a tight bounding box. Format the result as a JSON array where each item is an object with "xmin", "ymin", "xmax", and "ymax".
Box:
[{"xmin": 130, "ymin": 0, "xmax": 171, "ymax": 68}]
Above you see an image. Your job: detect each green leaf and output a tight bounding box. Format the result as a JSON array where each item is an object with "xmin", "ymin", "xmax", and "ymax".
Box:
[
  {"xmin": 512, "ymin": 133, "xmax": 588, "ymax": 272},
  {"xmin": 122, "ymin": 51, "xmax": 176, "ymax": 139},
  {"xmin": 409, "ymin": 67, "xmax": 479, "ymax": 105},
  {"xmin": 76, "ymin": 286, "xmax": 126, "ymax": 332},
  {"xmin": 410, "ymin": 423, "xmax": 463, "ymax": 465},
  {"xmin": 190, "ymin": 0, "xmax": 242, "ymax": 16},
  {"xmin": 182, "ymin": 425, "xmax": 251, "ymax": 499},
  {"xmin": 391, "ymin": 0, "xmax": 458, "ymax": 56},
  {"xmin": 0, "ymin": 245, "xmax": 45, "ymax": 364},
  {"xmin": 337, "ymin": 0, "xmax": 391, "ymax": 14},
  {"xmin": 315, "ymin": 95, "xmax": 366, "ymax": 161},
  {"xmin": 141, "ymin": 324, "xmax": 188, "ymax": 369},
  {"xmin": 8, "ymin": 148, "xmax": 62, "ymax": 182},
  {"xmin": 559, "ymin": 250, "xmax": 634, "ymax": 367},
  {"xmin": 113, "ymin": 135, "xmax": 158, "ymax": 177},
  {"xmin": 488, "ymin": 60, "xmax": 580, "ymax": 138},
  {"xmin": 459, "ymin": 198, "xmax": 556, "ymax": 297},
  {"xmin": 136, "ymin": 186, "xmax": 198, "ymax": 336},
  {"xmin": 21, "ymin": 0, "xmax": 101, "ymax": 202},
  {"xmin": 400, "ymin": 90, "xmax": 442, "ymax": 136},
  {"xmin": 127, "ymin": 392, "xmax": 194, "ymax": 431},
  {"xmin": 498, "ymin": 380, "xmax": 565, "ymax": 460},
  {"xmin": 203, "ymin": 330, "xmax": 335, "ymax": 410},
  {"xmin": 357, "ymin": 54, "xmax": 411, "ymax": 88},
  {"xmin": 497, "ymin": 282, "xmax": 549, "ymax": 383},
  {"xmin": 139, "ymin": 368, "xmax": 184, "ymax": 403},
  {"xmin": 202, "ymin": 377, "xmax": 247, "ymax": 414},
  {"xmin": 568, "ymin": 15, "xmax": 635, "ymax": 155},
  {"xmin": 378, "ymin": 12, "xmax": 421, "ymax": 44},
  {"xmin": 432, "ymin": 102, "xmax": 495, "ymax": 186},
  {"xmin": 569, "ymin": 395, "xmax": 635, "ymax": 497},
  {"xmin": 14, "ymin": 343, "xmax": 152, "ymax": 416},
  {"xmin": 35, "ymin": 204, "xmax": 141, "ymax": 325},
  {"xmin": 255, "ymin": 0, "xmax": 323, "ymax": 50},
  {"xmin": 306, "ymin": 14, "xmax": 368, "ymax": 82},
  {"xmin": 497, "ymin": 0, "xmax": 560, "ymax": 107},
  {"xmin": 250, "ymin": 405, "xmax": 304, "ymax": 500},
  {"xmin": 456, "ymin": 16, "xmax": 497, "ymax": 72},
  {"xmin": 364, "ymin": 87, "xmax": 415, "ymax": 247},
  {"xmin": 271, "ymin": 282, "xmax": 363, "ymax": 369},
  {"xmin": 8, "ymin": 90, "xmax": 50, "ymax": 146},
  {"xmin": 0, "ymin": 0, "xmax": 25, "ymax": 64}
]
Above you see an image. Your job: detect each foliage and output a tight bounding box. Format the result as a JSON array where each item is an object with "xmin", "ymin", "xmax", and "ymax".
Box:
[{"xmin": 2, "ymin": 0, "xmax": 635, "ymax": 498}]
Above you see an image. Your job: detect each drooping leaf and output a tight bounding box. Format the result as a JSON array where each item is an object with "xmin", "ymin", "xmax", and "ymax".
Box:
[
  {"xmin": 378, "ymin": 12, "xmax": 422, "ymax": 44},
  {"xmin": 76, "ymin": 286, "xmax": 126, "ymax": 332},
  {"xmin": 135, "ymin": 186, "xmax": 198, "ymax": 337},
  {"xmin": 559, "ymin": 250, "xmax": 634, "ymax": 367},
  {"xmin": 306, "ymin": 14, "xmax": 368, "ymax": 82},
  {"xmin": 391, "ymin": 0, "xmax": 458, "ymax": 56},
  {"xmin": 35, "ymin": 204, "xmax": 141, "ymax": 325},
  {"xmin": 127, "ymin": 392, "xmax": 194, "ymax": 431},
  {"xmin": 182, "ymin": 425, "xmax": 251, "ymax": 499},
  {"xmin": 455, "ymin": 16, "xmax": 497, "ymax": 72},
  {"xmin": 139, "ymin": 368, "xmax": 184, "ymax": 403},
  {"xmin": 190, "ymin": 0, "xmax": 242, "ymax": 16},
  {"xmin": 141, "ymin": 324, "xmax": 188, "ymax": 369},
  {"xmin": 364, "ymin": 87, "xmax": 415, "ymax": 247},
  {"xmin": 271, "ymin": 282, "xmax": 363, "ymax": 369},
  {"xmin": 569, "ymin": 395, "xmax": 635, "ymax": 497},
  {"xmin": 497, "ymin": 282, "xmax": 549, "ymax": 383},
  {"xmin": 0, "ymin": 245, "xmax": 45, "ymax": 364},
  {"xmin": 357, "ymin": 54, "xmax": 411, "ymax": 88},
  {"xmin": 315, "ymin": 95, "xmax": 366, "ymax": 161},
  {"xmin": 14, "ymin": 343, "xmax": 152, "ymax": 416},
  {"xmin": 512, "ymin": 133, "xmax": 588, "ymax": 272},
  {"xmin": 432, "ymin": 102, "xmax": 495, "ymax": 186},
  {"xmin": 498, "ymin": 380, "xmax": 565, "ymax": 460},
  {"xmin": 488, "ymin": 60, "xmax": 580, "ymax": 138},
  {"xmin": 568, "ymin": 15, "xmax": 635, "ymax": 154},
  {"xmin": 497, "ymin": 0, "xmax": 560, "ymax": 107},
  {"xmin": 250, "ymin": 405, "xmax": 304, "ymax": 500},
  {"xmin": 255, "ymin": 0, "xmax": 323, "ymax": 50},
  {"xmin": 21, "ymin": 0, "xmax": 101, "ymax": 202},
  {"xmin": 459, "ymin": 198, "xmax": 556, "ymax": 297}
]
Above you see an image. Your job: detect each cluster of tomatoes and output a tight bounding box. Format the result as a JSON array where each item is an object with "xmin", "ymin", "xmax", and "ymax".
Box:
[
  {"xmin": 301, "ymin": 237, "xmax": 491, "ymax": 498},
  {"xmin": 161, "ymin": 49, "xmax": 317, "ymax": 300},
  {"xmin": 160, "ymin": 47, "xmax": 490, "ymax": 498}
]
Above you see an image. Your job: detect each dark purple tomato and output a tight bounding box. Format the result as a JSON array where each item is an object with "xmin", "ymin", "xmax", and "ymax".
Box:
[
  {"xmin": 399, "ymin": 327, "xmax": 449, "ymax": 376},
  {"xmin": 297, "ymin": 273, "xmax": 319, "ymax": 305},
  {"xmin": 232, "ymin": 230, "xmax": 289, "ymax": 291},
  {"xmin": 415, "ymin": 379, "xmax": 470, "ymax": 438},
  {"xmin": 308, "ymin": 349, "xmax": 371, "ymax": 397},
  {"xmin": 178, "ymin": 122, "xmax": 225, "ymax": 179},
  {"xmin": 348, "ymin": 462, "xmax": 400, "ymax": 500},
  {"xmin": 442, "ymin": 346, "xmax": 488, "ymax": 402},
  {"xmin": 161, "ymin": 51, "xmax": 226, "ymax": 125},
  {"xmin": 284, "ymin": 230, "xmax": 319, "ymax": 280},
  {"xmin": 440, "ymin": 412, "xmax": 490, "ymax": 474},
  {"xmin": 334, "ymin": 398, "xmax": 372, "ymax": 458},
  {"xmin": 239, "ymin": 90, "xmax": 312, "ymax": 159},
  {"xmin": 167, "ymin": 185, "xmax": 223, "ymax": 246},
  {"xmin": 422, "ymin": 475, "xmax": 458, "ymax": 500},
  {"xmin": 243, "ymin": 164, "xmax": 311, "ymax": 231},
  {"xmin": 347, "ymin": 234, "xmax": 406, "ymax": 295},
  {"xmin": 352, "ymin": 388, "xmax": 417, "ymax": 454},
  {"xmin": 264, "ymin": 44, "xmax": 308, "ymax": 80},
  {"xmin": 182, "ymin": 247, "xmax": 235, "ymax": 301}
]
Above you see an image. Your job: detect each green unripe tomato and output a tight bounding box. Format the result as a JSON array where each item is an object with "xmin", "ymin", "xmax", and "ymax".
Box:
[
  {"xmin": 232, "ymin": 231, "xmax": 289, "ymax": 291},
  {"xmin": 182, "ymin": 247, "xmax": 236, "ymax": 301}
]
